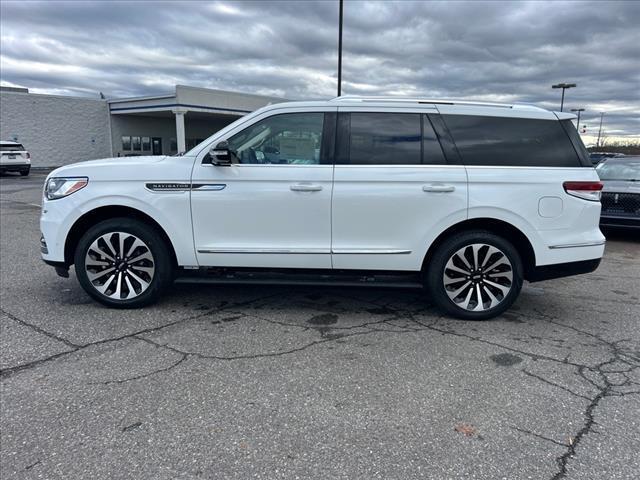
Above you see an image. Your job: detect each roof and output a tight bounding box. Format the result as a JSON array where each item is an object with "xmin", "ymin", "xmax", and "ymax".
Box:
[
  {"xmin": 253, "ymin": 96, "xmax": 571, "ymax": 121},
  {"xmin": 329, "ymin": 95, "xmax": 548, "ymax": 112},
  {"xmin": 0, "ymin": 141, "xmax": 22, "ymax": 146}
]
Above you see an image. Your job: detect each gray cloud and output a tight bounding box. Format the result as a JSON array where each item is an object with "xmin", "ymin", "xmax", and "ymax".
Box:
[{"xmin": 1, "ymin": 0, "xmax": 638, "ymax": 137}]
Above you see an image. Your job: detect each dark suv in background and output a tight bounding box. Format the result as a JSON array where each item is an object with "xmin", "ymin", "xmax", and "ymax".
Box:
[{"xmin": 596, "ymin": 157, "xmax": 640, "ymax": 229}]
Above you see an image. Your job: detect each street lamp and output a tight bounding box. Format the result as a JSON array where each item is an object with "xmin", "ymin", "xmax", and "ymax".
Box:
[
  {"xmin": 552, "ymin": 83, "xmax": 577, "ymax": 112},
  {"xmin": 337, "ymin": 0, "xmax": 344, "ymax": 96},
  {"xmin": 596, "ymin": 112, "xmax": 605, "ymax": 148},
  {"xmin": 571, "ymin": 108, "xmax": 585, "ymax": 131}
]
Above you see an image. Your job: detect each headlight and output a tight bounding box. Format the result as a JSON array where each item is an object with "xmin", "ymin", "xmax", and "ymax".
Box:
[{"xmin": 45, "ymin": 177, "xmax": 88, "ymax": 200}]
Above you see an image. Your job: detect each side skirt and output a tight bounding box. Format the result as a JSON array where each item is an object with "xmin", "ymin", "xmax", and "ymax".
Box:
[{"xmin": 175, "ymin": 267, "xmax": 424, "ymax": 289}]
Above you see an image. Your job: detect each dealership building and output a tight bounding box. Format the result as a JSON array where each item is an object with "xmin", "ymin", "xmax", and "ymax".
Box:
[{"xmin": 0, "ymin": 85, "xmax": 284, "ymax": 167}]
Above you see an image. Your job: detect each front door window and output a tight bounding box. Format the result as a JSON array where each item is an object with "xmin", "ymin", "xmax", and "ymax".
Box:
[{"xmin": 227, "ymin": 113, "xmax": 324, "ymax": 165}]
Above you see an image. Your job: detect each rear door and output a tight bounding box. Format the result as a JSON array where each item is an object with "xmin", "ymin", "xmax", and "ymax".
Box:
[
  {"xmin": 331, "ymin": 108, "xmax": 468, "ymax": 271},
  {"xmin": 438, "ymin": 108, "xmax": 604, "ymax": 265}
]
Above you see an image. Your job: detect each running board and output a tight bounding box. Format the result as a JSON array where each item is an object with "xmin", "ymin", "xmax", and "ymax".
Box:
[{"xmin": 175, "ymin": 269, "xmax": 424, "ymax": 289}]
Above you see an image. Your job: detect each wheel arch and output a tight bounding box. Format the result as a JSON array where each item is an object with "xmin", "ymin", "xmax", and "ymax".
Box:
[
  {"xmin": 64, "ymin": 205, "xmax": 179, "ymax": 267},
  {"xmin": 421, "ymin": 218, "xmax": 537, "ymax": 280}
]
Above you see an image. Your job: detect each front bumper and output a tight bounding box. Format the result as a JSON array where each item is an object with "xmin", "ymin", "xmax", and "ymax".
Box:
[
  {"xmin": 43, "ymin": 259, "xmax": 70, "ymax": 278},
  {"xmin": 600, "ymin": 215, "xmax": 640, "ymax": 229}
]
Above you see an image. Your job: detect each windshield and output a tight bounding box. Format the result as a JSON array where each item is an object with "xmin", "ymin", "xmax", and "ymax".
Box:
[
  {"xmin": 596, "ymin": 160, "xmax": 640, "ymax": 181},
  {"xmin": 0, "ymin": 144, "xmax": 24, "ymax": 151}
]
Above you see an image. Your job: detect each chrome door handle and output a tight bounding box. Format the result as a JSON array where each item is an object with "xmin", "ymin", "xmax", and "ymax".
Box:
[
  {"xmin": 423, "ymin": 184, "xmax": 455, "ymax": 193},
  {"xmin": 290, "ymin": 184, "xmax": 323, "ymax": 192}
]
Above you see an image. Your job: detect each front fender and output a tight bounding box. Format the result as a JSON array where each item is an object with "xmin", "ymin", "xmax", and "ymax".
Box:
[{"xmin": 41, "ymin": 185, "xmax": 196, "ymax": 266}]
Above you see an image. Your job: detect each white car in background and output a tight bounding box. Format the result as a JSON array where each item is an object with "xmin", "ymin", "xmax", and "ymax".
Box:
[
  {"xmin": 40, "ymin": 97, "xmax": 605, "ymax": 320},
  {"xmin": 0, "ymin": 141, "xmax": 31, "ymax": 176}
]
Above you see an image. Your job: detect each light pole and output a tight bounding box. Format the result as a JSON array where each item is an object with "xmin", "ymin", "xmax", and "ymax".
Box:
[
  {"xmin": 337, "ymin": 0, "xmax": 343, "ymax": 97},
  {"xmin": 571, "ymin": 108, "xmax": 585, "ymax": 131},
  {"xmin": 596, "ymin": 112, "xmax": 605, "ymax": 148},
  {"xmin": 552, "ymin": 83, "xmax": 576, "ymax": 111}
]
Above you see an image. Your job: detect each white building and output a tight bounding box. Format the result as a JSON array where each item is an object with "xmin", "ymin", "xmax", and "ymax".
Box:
[{"xmin": 0, "ymin": 85, "xmax": 285, "ymax": 167}]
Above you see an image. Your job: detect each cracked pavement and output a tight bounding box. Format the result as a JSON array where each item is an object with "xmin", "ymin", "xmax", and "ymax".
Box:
[{"xmin": 1, "ymin": 172, "xmax": 639, "ymax": 479}]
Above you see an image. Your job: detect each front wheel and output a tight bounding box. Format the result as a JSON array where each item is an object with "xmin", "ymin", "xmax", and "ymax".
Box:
[
  {"xmin": 74, "ymin": 218, "xmax": 174, "ymax": 308},
  {"xmin": 425, "ymin": 231, "xmax": 524, "ymax": 320}
]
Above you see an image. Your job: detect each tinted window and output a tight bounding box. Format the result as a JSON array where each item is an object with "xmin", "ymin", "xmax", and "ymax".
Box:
[
  {"xmin": 423, "ymin": 115, "xmax": 447, "ymax": 165},
  {"xmin": 560, "ymin": 119, "xmax": 590, "ymax": 166},
  {"xmin": 349, "ymin": 113, "xmax": 421, "ymax": 165},
  {"xmin": 443, "ymin": 115, "xmax": 581, "ymax": 167},
  {"xmin": 0, "ymin": 144, "xmax": 24, "ymax": 151},
  {"xmin": 228, "ymin": 113, "xmax": 324, "ymax": 165}
]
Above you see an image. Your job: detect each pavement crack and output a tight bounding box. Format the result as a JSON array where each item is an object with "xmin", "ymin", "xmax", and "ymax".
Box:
[
  {"xmin": 0, "ymin": 293, "xmax": 281, "ymax": 380},
  {"xmin": 521, "ymin": 368, "xmax": 593, "ymax": 401},
  {"xmin": 550, "ymin": 389, "xmax": 606, "ymax": 480},
  {"xmin": 511, "ymin": 426, "xmax": 568, "ymax": 448},
  {"xmin": 1, "ymin": 307, "xmax": 80, "ymax": 349},
  {"xmin": 93, "ymin": 353, "xmax": 188, "ymax": 385}
]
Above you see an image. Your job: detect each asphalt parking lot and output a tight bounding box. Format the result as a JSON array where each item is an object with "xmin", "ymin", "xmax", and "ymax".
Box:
[{"xmin": 1, "ymin": 172, "xmax": 639, "ymax": 480}]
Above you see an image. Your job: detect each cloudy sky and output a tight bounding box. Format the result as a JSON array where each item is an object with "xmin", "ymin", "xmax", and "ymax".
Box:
[{"xmin": 1, "ymin": 0, "xmax": 638, "ymax": 140}]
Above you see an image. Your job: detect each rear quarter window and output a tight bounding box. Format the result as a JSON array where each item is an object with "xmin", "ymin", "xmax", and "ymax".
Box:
[{"xmin": 442, "ymin": 115, "xmax": 582, "ymax": 167}]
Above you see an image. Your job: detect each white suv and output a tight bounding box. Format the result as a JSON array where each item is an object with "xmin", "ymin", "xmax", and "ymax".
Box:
[
  {"xmin": 41, "ymin": 97, "xmax": 605, "ymax": 320},
  {"xmin": 1, "ymin": 141, "xmax": 31, "ymax": 176}
]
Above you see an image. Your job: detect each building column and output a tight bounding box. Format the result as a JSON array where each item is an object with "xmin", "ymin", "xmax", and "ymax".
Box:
[{"xmin": 172, "ymin": 108, "xmax": 187, "ymax": 154}]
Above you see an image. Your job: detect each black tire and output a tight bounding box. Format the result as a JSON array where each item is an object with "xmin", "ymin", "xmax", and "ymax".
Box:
[
  {"xmin": 74, "ymin": 218, "xmax": 174, "ymax": 308},
  {"xmin": 425, "ymin": 230, "xmax": 523, "ymax": 320},
  {"xmin": 20, "ymin": 168, "xmax": 30, "ymax": 176}
]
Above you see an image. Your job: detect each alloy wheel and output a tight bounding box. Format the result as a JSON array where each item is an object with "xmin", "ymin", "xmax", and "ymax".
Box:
[
  {"xmin": 84, "ymin": 231, "xmax": 155, "ymax": 300},
  {"xmin": 443, "ymin": 243, "xmax": 513, "ymax": 312}
]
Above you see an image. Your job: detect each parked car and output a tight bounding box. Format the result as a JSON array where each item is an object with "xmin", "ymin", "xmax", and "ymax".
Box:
[
  {"xmin": 40, "ymin": 97, "xmax": 604, "ymax": 320},
  {"xmin": 0, "ymin": 141, "xmax": 31, "ymax": 176},
  {"xmin": 589, "ymin": 152, "xmax": 625, "ymax": 165},
  {"xmin": 596, "ymin": 157, "xmax": 640, "ymax": 229}
]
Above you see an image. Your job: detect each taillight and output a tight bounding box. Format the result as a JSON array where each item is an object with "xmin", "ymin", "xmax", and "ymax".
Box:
[
  {"xmin": 26, "ymin": 152, "xmax": 31, "ymax": 160},
  {"xmin": 563, "ymin": 181, "xmax": 603, "ymax": 201}
]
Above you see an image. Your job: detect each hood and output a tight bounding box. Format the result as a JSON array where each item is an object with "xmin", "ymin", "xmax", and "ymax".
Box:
[
  {"xmin": 49, "ymin": 155, "xmax": 169, "ymax": 178},
  {"xmin": 602, "ymin": 179, "xmax": 640, "ymax": 194},
  {"xmin": 46, "ymin": 154, "xmax": 195, "ymax": 183},
  {"xmin": 51, "ymin": 155, "xmax": 167, "ymax": 173}
]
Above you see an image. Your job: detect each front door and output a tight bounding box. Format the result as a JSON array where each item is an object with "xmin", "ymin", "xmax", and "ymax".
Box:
[
  {"xmin": 151, "ymin": 137, "xmax": 162, "ymax": 155},
  {"xmin": 190, "ymin": 110, "xmax": 335, "ymax": 269}
]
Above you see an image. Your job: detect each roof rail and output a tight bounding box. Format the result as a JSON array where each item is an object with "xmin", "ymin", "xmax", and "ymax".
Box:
[{"xmin": 330, "ymin": 95, "xmax": 547, "ymax": 111}]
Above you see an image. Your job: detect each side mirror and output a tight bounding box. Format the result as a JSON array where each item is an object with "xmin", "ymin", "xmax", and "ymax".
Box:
[{"xmin": 208, "ymin": 141, "xmax": 232, "ymax": 166}]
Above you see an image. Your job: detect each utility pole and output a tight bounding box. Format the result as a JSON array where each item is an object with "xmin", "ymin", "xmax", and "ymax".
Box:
[
  {"xmin": 596, "ymin": 112, "xmax": 605, "ymax": 148},
  {"xmin": 552, "ymin": 83, "xmax": 576, "ymax": 111},
  {"xmin": 337, "ymin": 0, "xmax": 343, "ymax": 97},
  {"xmin": 571, "ymin": 108, "xmax": 585, "ymax": 131}
]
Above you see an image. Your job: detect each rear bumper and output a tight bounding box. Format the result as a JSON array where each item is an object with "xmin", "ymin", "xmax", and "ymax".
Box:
[
  {"xmin": 0, "ymin": 164, "xmax": 30, "ymax": 172},
  {"xmin": 527, "ymin": 258, "xmax": 601, "ymax": 282}
]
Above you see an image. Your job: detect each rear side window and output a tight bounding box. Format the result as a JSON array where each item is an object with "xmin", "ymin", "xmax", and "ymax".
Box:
[
  {"xmin": 338, "ymin": 112, "xmax": 447, "ymax": 165},
  {"xmin": 349, "ymin": 113, "xmax": 421, "ymax": 165},
  {"xmin": 442, "ymin": 115, "xmax": 582, "ymax": 167}
]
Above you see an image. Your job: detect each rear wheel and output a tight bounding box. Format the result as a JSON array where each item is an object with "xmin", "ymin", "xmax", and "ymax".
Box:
[
  {"xmin": 74, "ymin": 218, "xmax": 174, "ymax": 308},
  {"xmin": 425, "ymin": 230, "xmax": 523, "ymax": 320},
  {"xmin": 20, "ymin": 169, "xmax": 30, "ymax": 176}
]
